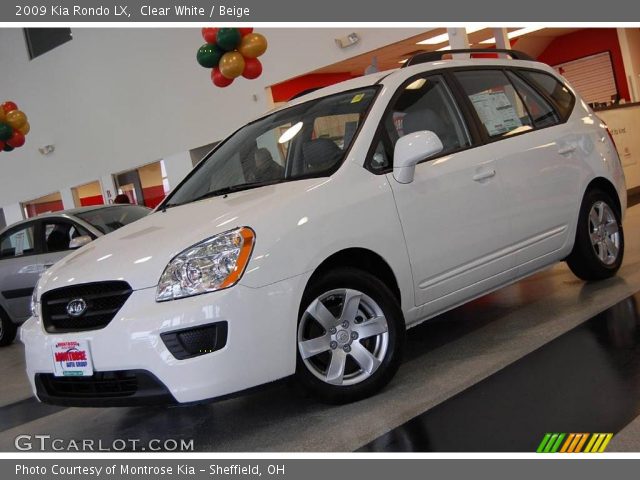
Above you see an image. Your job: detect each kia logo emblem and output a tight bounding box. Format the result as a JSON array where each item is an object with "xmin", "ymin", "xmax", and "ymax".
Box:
[{"xmin": 66, "ymin": 298, "xmax": 87, "ymax": 317}]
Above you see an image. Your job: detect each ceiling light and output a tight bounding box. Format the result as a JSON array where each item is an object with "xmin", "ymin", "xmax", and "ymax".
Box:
[
  {"xmin": 278, "ymin": 122, "xmax": 303, "ymax": 144},
  {"xmin": 416, "ymin": 27, "xmax": 485, "ymax": 45},
  {"xmin": 398, "ymin": 59, "xmax": 408, "ymax": 64},
  {"xmin": 437, "ymin": 45, "xmax": 451, "ymax": 51},
  {"xmin": 479, "ymin": 27, "xmax": 545, "ymax": 44},
  {"xmin": 406, "ymin": 78, "xmax": 427, "ymax": 90}
]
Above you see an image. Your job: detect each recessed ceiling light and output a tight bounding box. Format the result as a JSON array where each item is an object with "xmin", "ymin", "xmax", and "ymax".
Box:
[{"xmin": 479, "ymin": 27, "xmax": 545, "ymax": 44}]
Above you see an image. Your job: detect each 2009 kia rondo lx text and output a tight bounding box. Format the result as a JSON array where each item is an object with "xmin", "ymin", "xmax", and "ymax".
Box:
[{"xmin": 22, "ymin": 51, "xmax": 626, "ymax": 406}]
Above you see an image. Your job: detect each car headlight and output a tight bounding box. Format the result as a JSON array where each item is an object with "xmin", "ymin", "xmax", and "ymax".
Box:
[
  {"xmin": 30, "ymin": 282, "xmax": 40, "ymax": 318},
  {"xmin": 156, "ymin": 227, "xmax": 255, "ymax": 302}
]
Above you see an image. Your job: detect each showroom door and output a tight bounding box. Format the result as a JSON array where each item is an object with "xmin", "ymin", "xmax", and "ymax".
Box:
[
  {"xmin": 381, "ymin": 74, "xmax": 512, "ymax": 309},
  {"xmin": 453, "ymin": 69, "xmax": 581, "ymax": 273}
]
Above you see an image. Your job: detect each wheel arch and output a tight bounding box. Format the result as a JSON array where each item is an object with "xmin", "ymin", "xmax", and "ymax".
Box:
[
  {"xmin": 303, "ymin": 248, "xmax": 402, "ymax": 307},
  {"xmin": 585, "ymin": 177, "xmax": 623, "ymax": 218}
]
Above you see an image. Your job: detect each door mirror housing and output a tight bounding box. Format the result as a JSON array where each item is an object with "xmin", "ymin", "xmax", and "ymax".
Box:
[
  {"xmin": 69, "ymin": 235, "xmax": 93, "ymax": 250},
  {"xmin": 393, "ymin": 130, "xmax": 444, "ymax": 184}
]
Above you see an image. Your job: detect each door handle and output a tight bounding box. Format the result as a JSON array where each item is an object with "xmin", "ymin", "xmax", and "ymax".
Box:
[
  {"xmin": 558, "ymin": 145, "xmax": 577, "ymax": 155},
  {"xmin": 43, "ymin": 263, "xmax": 54, "ymax": 269},
  {"xmin": 472, "ymin": 169, "xmax": 496, "ymax": 182}
]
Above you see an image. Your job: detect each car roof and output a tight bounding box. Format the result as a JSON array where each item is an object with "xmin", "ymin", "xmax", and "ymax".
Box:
[{"xmin": 0, "ymin": 204, "xmax": 145, "ymax": 235}]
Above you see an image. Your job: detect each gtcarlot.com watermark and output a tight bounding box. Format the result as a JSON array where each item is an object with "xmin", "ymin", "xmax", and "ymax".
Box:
[{"xmin": 15, "ymin": 435, "xmax": 194, "ymax": 452}]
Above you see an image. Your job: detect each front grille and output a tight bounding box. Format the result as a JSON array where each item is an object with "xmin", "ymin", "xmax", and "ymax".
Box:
[
  {"xmin": 161, "ymin": 322, "xmax": 228, "ymax": 360},
  {"xmin": 41, "ymin": 281, "xmax": 132, "ymax": 333},
  {"xmin": 35, "ymin": 370, "xmax": 177, "ymax": 407}
]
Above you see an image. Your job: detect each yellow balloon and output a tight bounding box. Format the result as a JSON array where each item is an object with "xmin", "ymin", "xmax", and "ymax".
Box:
[
  {"xmin": 238, "ymin": 33, "xmax": 267, "ymax": 59},
  {"xmin": 6, "ymin": 110, "xmax": 27, "ymax": 129},
  {"xmin": 17, "ymin": 121, "xmax": 30, "ymax": 135},
  {"xmin": 0, "ymin": 108, "xmax": 5, "ymax": 123},
  {"xmin": 219, "ymin": 51, "xmax": 245, "ymax": 79}
]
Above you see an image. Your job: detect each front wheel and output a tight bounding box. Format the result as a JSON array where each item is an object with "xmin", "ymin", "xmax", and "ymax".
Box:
[
  {"xmin": 567, "ymin": 188, "xmax": 624, "ymax": 281},
  {"xmin": 296, "ymin": 268, "xmax": 405, "ymax": 404}
]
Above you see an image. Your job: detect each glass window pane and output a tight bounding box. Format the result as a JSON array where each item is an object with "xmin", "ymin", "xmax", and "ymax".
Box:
[
  {"xmin": 76, "ymin": 205, "xmax": 150, "ymax": 234},
  {"xmin": 507, "ymin": 72, "xmax": 559, "ymax": 128},
  {"xmin": 519, "ymin": 70, "xmax": 575, "ymax": 120},
  {"xmin": 455, "ymin": 70, "xmax": 533, "ymax": 138},
  {"xmin": 385, "ymin": 75, "xmax": 471, "ymax": 159},
  {"xmin": 0, "ymin": 225, "xmax": 35, "ymax": 258}
]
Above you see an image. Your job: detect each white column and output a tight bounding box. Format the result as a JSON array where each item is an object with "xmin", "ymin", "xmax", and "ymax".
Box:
[
  {"xmin": 59, "ymin": 188, "xmax": 76, "ymax": 209},
  {"xmin": 493, "ymin": 28, "xmax": 511, "ymax": 55},
  {"xmin": 162, "ymin": 151, "xmax": 193, "ymax": 190},
  {"xmin": 99, "ymin": 174, "xmax": 116, "ymax": 204},
  {"xmin": 447, "ymin": 28, "xmax": 470, "ymax": 59},
  {"xmin": 2, "ymin": 203, "xmax": 24, "ymax": 225},
  {"xmin": 617, "ymin": 28, "xmax": 640, "ymax": 102}
]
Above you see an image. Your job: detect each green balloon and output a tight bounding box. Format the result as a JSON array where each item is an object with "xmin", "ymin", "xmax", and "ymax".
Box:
[
  {"xmin": 196, "ymin": 43, "xmax": 223, "ymax": 68},
  {"xmin": 0, "ymin": 123, "xmax": 12, "ymax": 141},
  {"xmin": 3, "ymin": 144, "xmax": 14, "ymax": 152},
  {"xmin": 216, "ymin": 28, "xmax": 241, "ymax": 51}
]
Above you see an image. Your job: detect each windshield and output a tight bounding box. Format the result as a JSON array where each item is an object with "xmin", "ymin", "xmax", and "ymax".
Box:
[
  {"xmin": 164, "ymin": 87, "xmax": 378, "ymax": 207},
  {"xmin": 76, "ymin": 205, "xmax": 151, "ymax": 234}
]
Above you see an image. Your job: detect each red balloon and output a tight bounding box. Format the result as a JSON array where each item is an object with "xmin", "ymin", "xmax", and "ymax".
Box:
[
  {"xmin": 202, "ymin": 28, "xmax": 219, "ymax": 44},
  {"xmin": 2, "ymin": 101, "xmax": 18, "ymax": 114},
  {"xmin": 7, "ymin": 130, "xmax": 25, "ymax": 148},
  {"xmin": 242, "ymin": 57, "xmax": 263, "ymax": 79},
  {"xmin": 239, "ymin": 28, "xmax": 254, "ymax": 37},
  {"xmin": 211, "ymin": 68, "xmax": 234, "ymax": 88}
]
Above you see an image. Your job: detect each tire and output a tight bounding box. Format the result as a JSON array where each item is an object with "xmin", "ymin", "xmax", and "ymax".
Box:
[
  {"xmin": 0, "ymin": 308, "xmax": 18, "ymax": 347},
  {"xmin": 296, "ymin": 267, "xmax": 405, "ymax": 404},
  {"xmin": 567, "ymin": 188, "xmax": 624, "ymax": 281}
]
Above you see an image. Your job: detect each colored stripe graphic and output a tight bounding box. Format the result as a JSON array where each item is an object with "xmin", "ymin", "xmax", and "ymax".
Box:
[{"xmin": 537, "ymin": 433, "xmax": 613, "ymax": 453}]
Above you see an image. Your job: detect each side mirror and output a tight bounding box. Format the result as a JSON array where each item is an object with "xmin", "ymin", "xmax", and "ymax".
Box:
[
  {"xmin": 393, "ymin": 130, "xmax": 444, "ymax": 184},
  {"xmin": 69, "ymin": 235, "xmax": 93, "ymax": 250}
]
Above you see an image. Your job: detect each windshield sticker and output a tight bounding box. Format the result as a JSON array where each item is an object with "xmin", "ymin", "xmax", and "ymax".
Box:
[{"xmin": 350, "ymin": 93, "xmax": 365, "ymax": 104}]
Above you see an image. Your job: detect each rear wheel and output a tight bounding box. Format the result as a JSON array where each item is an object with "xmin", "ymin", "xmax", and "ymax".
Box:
[
  {"xmin": 296, "ymin": 268, "xmax": 405, "ymax": 404},
  {"xmin": 567, "ymin": 188, "xmax": 624, "ymax": 281},
  {"xmin": 0, "ymin": 308, "xmax": 17, "ymax": 347}
]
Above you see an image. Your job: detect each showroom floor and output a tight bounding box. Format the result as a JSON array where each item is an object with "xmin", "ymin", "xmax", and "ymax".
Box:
[{"xmin": 1, "ymin": 200, "xmax": 639, "ymax": 452}]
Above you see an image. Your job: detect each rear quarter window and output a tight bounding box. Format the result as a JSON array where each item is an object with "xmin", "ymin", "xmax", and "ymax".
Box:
[{"xmin": 518, "ymin": 70, "xmax": 575, "ymax": 121}]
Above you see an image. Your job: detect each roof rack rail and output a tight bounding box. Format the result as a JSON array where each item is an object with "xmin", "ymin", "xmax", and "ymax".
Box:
[{"xmin": 403, "ymin": 49, "xmax": 534, "ymax": 67}]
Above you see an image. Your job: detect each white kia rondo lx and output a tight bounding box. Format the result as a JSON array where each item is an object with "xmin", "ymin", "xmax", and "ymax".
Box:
[{"xmin": 22, "ymin": 50, "xmax": 626, "ymax": 406}]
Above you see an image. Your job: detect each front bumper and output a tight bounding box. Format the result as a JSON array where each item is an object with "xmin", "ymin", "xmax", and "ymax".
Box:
[{"xmin": 21, "ymin": 275, "xmax": 308, "ymax": 406}]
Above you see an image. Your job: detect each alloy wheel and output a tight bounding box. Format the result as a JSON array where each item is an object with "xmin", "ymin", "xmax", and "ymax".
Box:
[
  {"xmin": 297, "ymin": 288, "xmax": 389, "ymax": 386},
  {"xmin": 588, "ymin": 200, "xmax": 620, "ymax": 266}
]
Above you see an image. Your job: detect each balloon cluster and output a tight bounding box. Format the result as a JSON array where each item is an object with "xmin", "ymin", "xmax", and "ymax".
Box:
[
  {"xmin": 0, "ymin": 101, "xmax": 30, "ymax": 153},
  {"xmin": 197, "ymin": 28, "xmax": 268, "ymax": 88}
]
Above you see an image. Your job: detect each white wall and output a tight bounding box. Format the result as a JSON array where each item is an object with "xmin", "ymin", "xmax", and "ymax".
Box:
[{"xmin": 0, "ymin": 27, "xmax": 424, "ymax": 208}]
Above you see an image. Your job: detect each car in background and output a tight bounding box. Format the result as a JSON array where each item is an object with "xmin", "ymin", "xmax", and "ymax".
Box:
[{"xmin": 0, "ymin": 204, "xmax": 150, "ymax": 346}]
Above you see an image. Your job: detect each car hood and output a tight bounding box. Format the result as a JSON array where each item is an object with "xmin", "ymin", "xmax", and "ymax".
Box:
[{"xmin": 38, "ymin": 179, "xmax": 321, "ymax": 293}]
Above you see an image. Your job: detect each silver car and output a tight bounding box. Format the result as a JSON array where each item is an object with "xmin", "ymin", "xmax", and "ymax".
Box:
[{"xmin": 0, "ymin": 204, "xmax": 150, "ymax": 346}]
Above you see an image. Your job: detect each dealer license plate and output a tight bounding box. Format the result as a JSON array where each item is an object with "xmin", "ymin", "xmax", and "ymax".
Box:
[{"xmin": 52, "ymin": 340, "xmax": 94, "ymax": 377}]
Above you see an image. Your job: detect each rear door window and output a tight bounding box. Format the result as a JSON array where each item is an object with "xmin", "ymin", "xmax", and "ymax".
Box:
[
  {"xmin": 454, "ymin": 70, "xmax": 534, "ymax": 138},
  {"xmin": 506, "ymin": 72, "xmax": 560, "ymax": 128}
]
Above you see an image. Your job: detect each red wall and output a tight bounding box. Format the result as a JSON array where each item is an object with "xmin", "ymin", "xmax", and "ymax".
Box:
[
  {"xmin": 79, "ymin": 195, "xmax": 104, "ymax": 207},
  {"xmin": 26, "ymin": 200, "xmax": 64, "ymax": 218},
  {"xmin": 271, "ymin": 72, "xmax": 360, "ymax": 103},
  {"xmin": 536, "ymin": 28, "xmax": 630, "ymax": 101},
  {"xmin": 142, "ymin": 186, "xmax": 165, "ymax": 209}
]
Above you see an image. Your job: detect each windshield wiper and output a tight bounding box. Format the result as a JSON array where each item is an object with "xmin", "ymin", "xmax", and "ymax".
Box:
[{"xmin": 165, "ymin": 181, "xmax": 278, "ymax": 211}]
